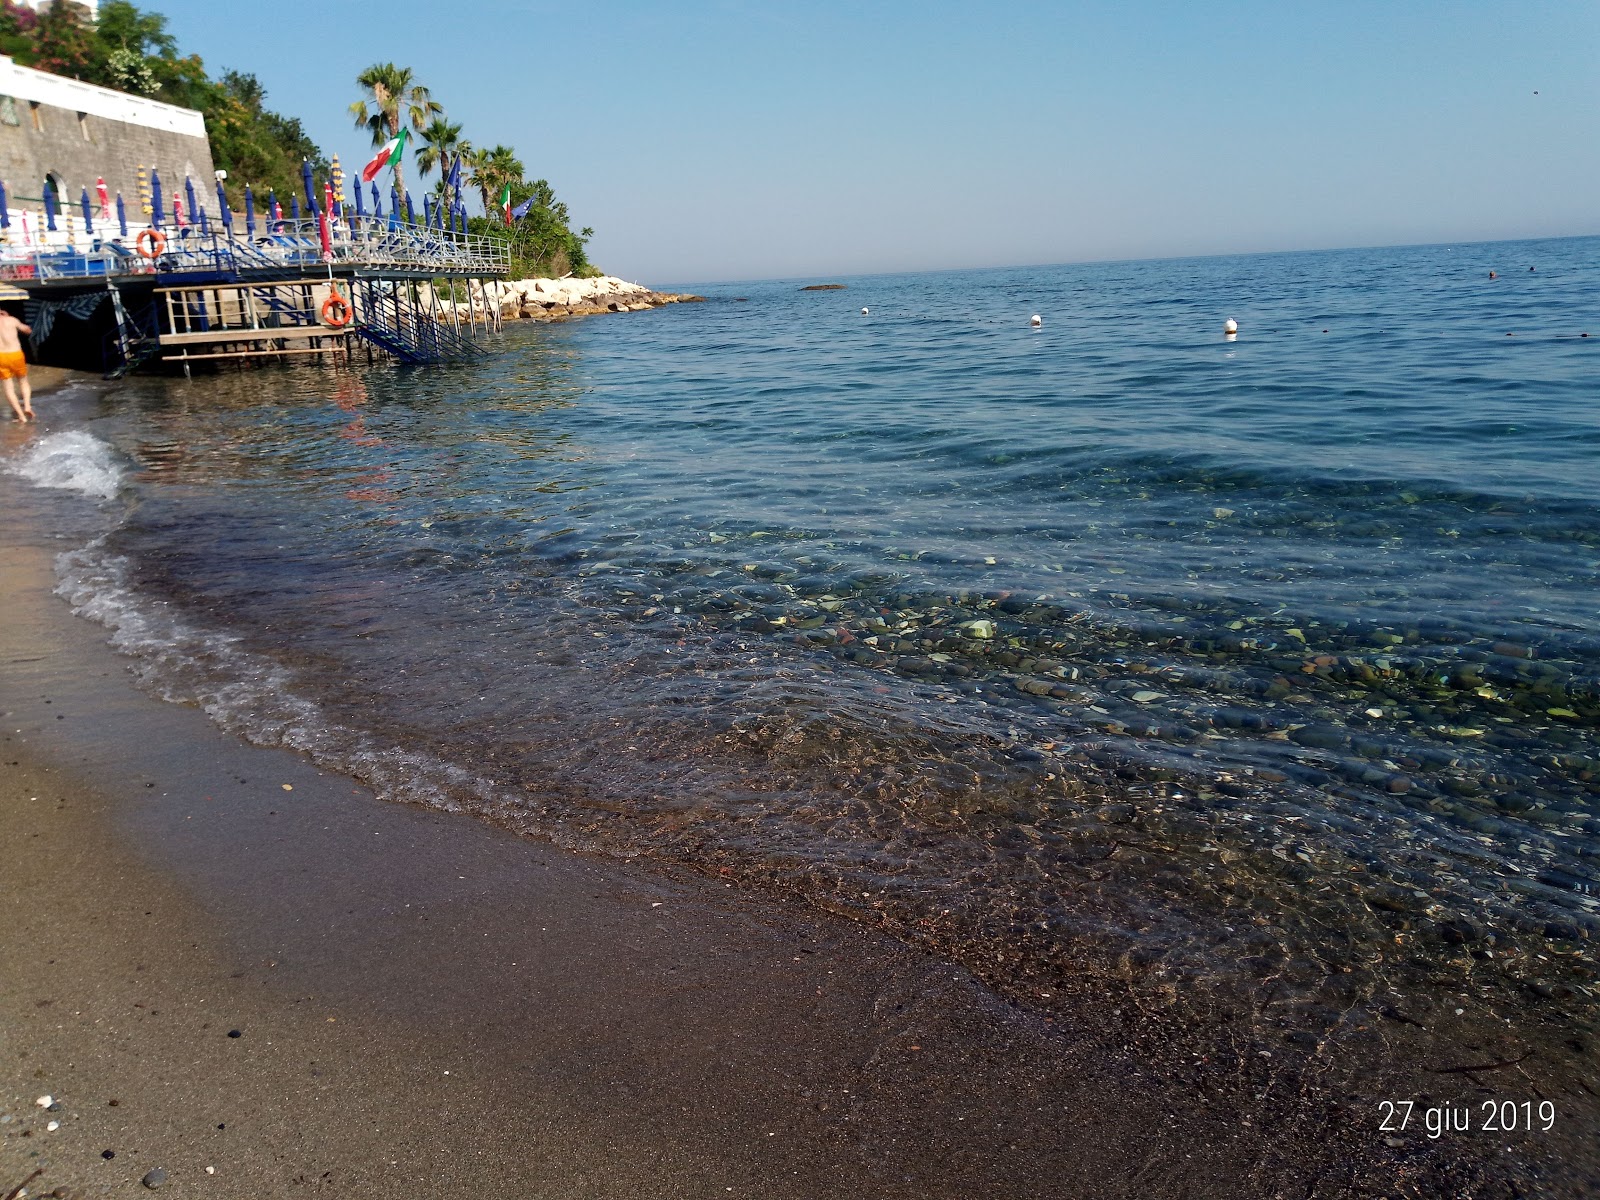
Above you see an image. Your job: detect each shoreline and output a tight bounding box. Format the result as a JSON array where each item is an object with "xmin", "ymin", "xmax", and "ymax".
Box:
[{"xmin": 2, "ymin": 386, "xmax": 1592, "ymax": 1195}]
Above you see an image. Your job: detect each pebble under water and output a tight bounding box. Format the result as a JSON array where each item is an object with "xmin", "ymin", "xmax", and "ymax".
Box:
[{"xmin": 18, "ymin": 239, "xmax": 1600, "ymax": 1093}]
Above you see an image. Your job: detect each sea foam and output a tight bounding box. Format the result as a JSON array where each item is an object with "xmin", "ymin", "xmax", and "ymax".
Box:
[{"xmin": 8, "ymin": 430, "xmax": 124, "ymax": 499}]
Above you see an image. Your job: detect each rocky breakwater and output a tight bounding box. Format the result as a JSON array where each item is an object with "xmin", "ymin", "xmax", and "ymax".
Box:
[{"xmin": 425, "ymin": 275, "xmax": 704, "ymax": 323}]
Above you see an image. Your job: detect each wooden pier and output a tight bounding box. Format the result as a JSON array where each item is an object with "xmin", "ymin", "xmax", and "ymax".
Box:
[{"xmin": 0, "ymin": 215, "xmax": 511, "ymax": 376}]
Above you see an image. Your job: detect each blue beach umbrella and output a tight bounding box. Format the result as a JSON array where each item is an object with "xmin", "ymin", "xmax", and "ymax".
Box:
[
  {"xmin": 423, "ymin": 195, "xmax": 433, "ymax": 228},
  {"xmin": 301, "ymin": 159, "xmax": 317, "ymax": 214},
  {"xmin": 184, "ymin": 175, "xmax": 199, "ymax": 230},
  {"xmin": 404, "ymin": 191, "xmax": 416, "ymax": 225},
  {"xmin": 389, "ymin": 186, "xmax": 399, "ymax": 220},
  {"xmin": 352, "ymin": 181, "xmax": 365, "ymax": 220},
  {"xmin": 116, "ymin": 193, "xmax": 127, "ymax": 238},
  {"xmin": 80, "ymin": 187, "xmax": 93, "ymax": 234},
  {"xmin": 290, "ymin": 195, "xmax": 300, "ymax": 222},
  {"xmin": 43, "ymin": 179, "xmax": 56, "ymax": 231},
  {"xmin": 371, "ymin": 180, "xmax": 382, "ymax": 218},
  {"xmin": 387, "ymin": 201, "xmax": 399, "ymax": 232},
  {"xmin": 198, "ymin": 205, "xmax": 209, "ymax": 235},
  {"xmin": 244, "ymin": 184, "xmax": 256, "ymax": 236},
  {"xmin": 0, "ymin": 179, "xmax": 9, "ymax": 229},
  {"xmin": 216, "ymin": 179, "xmax": 232, "ymax": 230},
  {"xmin": 150, "ymin": 169, "xmax": 163, "ymax": 229}
]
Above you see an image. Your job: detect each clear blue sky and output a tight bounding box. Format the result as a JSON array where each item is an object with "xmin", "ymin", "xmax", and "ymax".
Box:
[{"xmin": 150, "ymin": 0, "xmax": 1596, "ymax": 285}]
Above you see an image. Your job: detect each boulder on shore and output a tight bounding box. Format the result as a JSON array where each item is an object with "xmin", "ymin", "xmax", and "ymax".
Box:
[{"xmin": 436, "ymin": 275, "xmax": 706, "ymax": 323}]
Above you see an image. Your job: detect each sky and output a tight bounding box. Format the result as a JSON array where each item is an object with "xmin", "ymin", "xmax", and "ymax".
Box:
[{"xmin": 146, "ymin": 0, "xmax": 1596, "ymax": 285}]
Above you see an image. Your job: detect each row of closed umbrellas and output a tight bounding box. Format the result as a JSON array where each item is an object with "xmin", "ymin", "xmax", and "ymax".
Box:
[{"xmin": 0, "ymin": 158, "xmax": 471, "ymax": 244}]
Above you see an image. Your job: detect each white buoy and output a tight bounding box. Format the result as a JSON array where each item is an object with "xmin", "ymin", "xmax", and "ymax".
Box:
[
  {"xmin": 861, "ymin": 307, "xmax": 869, "ymax": 315},
  {"xmin": 1030, "ymin": 314, "xmax": 1042, "ymax": 327},
  {"xmin": 1223, "ymin": 318, "xmax": 1238, "ymax": 334}
]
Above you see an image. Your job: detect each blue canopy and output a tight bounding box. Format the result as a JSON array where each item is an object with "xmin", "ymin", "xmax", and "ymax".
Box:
[
  {"xmin": 116, "ymin": 192, "xmax": 127, "ymax": 238},
  {"xmin": 244, "ymin": 184, "xmax": 256, "ymax": 236},
  {"xmin": 150, "ymin": 169, "xmax": 163, "ymax": 229}
]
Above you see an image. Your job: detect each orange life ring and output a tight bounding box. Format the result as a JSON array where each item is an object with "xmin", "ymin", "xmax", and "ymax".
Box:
[
  {"xmin": 321, "ymin": 291, "xmax": 352, "ymax": 328},
  {"xmin": 136, "ymin": 228, "xmax": 166, "ymax": 258}
]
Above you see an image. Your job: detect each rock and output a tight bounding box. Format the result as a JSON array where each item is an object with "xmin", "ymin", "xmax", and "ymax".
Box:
[
  {"xmin": 142, "ymin": 1167, "xmax": 167, "ymax": 1189},
  {"xmin": 800, "ymin": 283, "xmax": 846, "ymax": 291},
  {"xmin": 1131, "ymin": 690, "xmax": 1163, "ymax": 703}
]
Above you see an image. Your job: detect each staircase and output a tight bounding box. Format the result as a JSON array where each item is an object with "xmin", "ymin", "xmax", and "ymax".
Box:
[{"xmin": 348, "ymin": 278, "xmax": 487, "ymax": 365}]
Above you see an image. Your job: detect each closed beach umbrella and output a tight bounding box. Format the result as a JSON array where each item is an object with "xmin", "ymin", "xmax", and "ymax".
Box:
[
  {"xmin": 96, "ymin": 176, "xmax": 109, "ymax": 221},
  {"xmin": 324, "ymin": 182, "xmax": 334, "ymax": 227},
  {"xmin": 173, "ymin": 196, "xmax": 184, "ymax": 227},
  {"xmin": 184, "ymin": 176, "xmax": 198, "ymax": 229},
  {"xmin": 198, "ymin": 205, "xmax": 209, "ymax": 235},
  {"xmin": 80, "ymin": 187, "xmax": 93, "ymax": 234},
  {"xmin": 330, "ymin": 154, "xmax": 344, "ymax": 218},
  {"xmin": 43, "ymin": 179, "xmax": 56, "ymax": 231},
  {"xmin": 244, "ymin": 184, "xmax": 256, "ymax": 236},
  {"xmin": 290, "ymin": 195, "xmax": 300, "ymax": 222},
  {"xmin": 216, "ymin": 179, "xmax": 232, "ymax": 230},
  {"xmin": 302, "ymin": 159, "xmax": 318, "ymax": 215},
  {"xmin": 150, "ymin": 169, "xmax": 163, "ymax": 229},
  {"xmin": 352, "ymin": 180, "xmax": 365, "ymax": 220},
  {"xmin": 0, "ymin": 179, "xmax": 10, "ymax": 230},
  {"xmin": 371, "ymin": 180, "xmax": 382, "ymax": 218},
  {"xmin": 404, "ymin": 191, "xmax": 416, "ymax": 225},
  {"xmin": 423, "ymin": 195, "xmax": 433, "ymax": 228},
  {"xmin": 318, "ymin": 201, "xmax": 332, "ymax": 260},
  {"xmin": 116, "ymin": 192, "xmax": 127, "ymax": 238}
]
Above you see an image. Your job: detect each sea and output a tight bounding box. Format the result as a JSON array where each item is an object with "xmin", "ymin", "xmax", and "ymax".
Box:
[{"xmin": 5, "ymin": 236, "xmax": 1598, "ymax": 1057}]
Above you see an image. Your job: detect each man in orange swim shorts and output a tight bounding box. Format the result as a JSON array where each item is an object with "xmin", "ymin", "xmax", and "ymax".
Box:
[{"xmin": 0, "ymin": 308, "xmax": 33, "ymax": 421}]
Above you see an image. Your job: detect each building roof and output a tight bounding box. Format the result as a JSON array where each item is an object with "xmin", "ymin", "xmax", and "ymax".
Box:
[{"xmin": 0, "ymin": 54, "xmax": 206, "ymax": 139}]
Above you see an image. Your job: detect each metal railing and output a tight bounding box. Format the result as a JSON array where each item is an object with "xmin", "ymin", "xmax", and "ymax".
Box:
[{"xmin": 0, "ymin": 217, "xmax": 511, "ymax": 283}]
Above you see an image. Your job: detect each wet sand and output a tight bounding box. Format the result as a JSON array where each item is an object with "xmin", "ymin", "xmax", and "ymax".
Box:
[{"xmin": 0, "ymin": 533, "xmax": 1584, "ymax": 1197}]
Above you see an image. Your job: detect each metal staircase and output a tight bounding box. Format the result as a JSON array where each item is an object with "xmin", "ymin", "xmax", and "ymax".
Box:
[{"xmin": 348, "ymin": 278, "xmax": 486, "ymax": 365}]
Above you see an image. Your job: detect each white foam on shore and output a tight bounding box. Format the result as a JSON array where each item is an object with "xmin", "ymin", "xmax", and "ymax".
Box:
[
  {"xmin": 54, "ymin": 540, "xmax": 514, "ymax": 822},
  {"xmin": 8, "ymin": 430, "xmax": 124, "ymax": 500}
]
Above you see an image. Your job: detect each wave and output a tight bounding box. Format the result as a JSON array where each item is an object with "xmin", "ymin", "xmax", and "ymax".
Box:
[{"xmin": 7, "ymin": 430, "xmax": 125, "ymax": 500}]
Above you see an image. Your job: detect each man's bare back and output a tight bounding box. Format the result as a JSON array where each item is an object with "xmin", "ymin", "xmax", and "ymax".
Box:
[{"xmin": 0, "ymin": 310, "xmax": 34, "ymax": 421}]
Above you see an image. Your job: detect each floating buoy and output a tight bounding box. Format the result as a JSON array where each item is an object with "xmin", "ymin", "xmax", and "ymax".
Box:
[
  {"xmin": 1030, "ymin": 314, "xmax": 1042, "ymax": 327},
  {"xmin": 135, "ymin": 228, "xmax": 165, "ymax": 258},
  {"xmin": 861, "ymin": 307, "xmax": 869, "ymax": 315},
  {"xmin": 1223, "ymin": 318, "xmax": 1238, "ymax": 334}
]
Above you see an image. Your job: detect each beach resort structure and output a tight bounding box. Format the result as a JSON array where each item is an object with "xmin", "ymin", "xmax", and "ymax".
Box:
[{"xmin": 0, "ymin": 54, "xmax": 509, "ymax": 375}]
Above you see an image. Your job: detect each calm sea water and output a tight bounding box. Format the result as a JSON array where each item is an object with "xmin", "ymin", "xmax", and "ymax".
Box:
[{"xmin": 8, "ymin": 237, "xmax": 1599, "ymax": 1043}]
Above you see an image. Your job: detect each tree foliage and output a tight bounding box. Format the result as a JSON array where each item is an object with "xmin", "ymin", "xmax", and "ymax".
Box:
[
  {"xmin": 349, "ymin": 62, "xmax": 440, "ymax": 201},
  {"xmin": 3, "ymin": 1, "xmax": 328, "ymax": 206}
]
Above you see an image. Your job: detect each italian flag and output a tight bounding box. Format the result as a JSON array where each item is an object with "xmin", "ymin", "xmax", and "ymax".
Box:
[
  {"xmin": 361, "ymin": 127, "xmax": 408, "ymax": 183},
  {"xmin": 500, "ymin": 182, "xmax": 512, "ymax": 226}
]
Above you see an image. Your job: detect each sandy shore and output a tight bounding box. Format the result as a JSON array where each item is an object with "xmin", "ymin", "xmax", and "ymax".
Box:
[{"xmin": 0, "ymin": 509, "xmax": 1583, "ymax": 1194}]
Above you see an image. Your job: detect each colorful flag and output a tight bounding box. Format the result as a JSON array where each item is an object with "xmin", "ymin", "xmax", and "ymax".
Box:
[
  {"xmin": 361, "ymin": 128, "xmax": 409, "ymax": 183},
  {"xmin": 446, "ymin": 155, "xmax": 461, "ymax": 190},
  {"xmin": 510, "ymin": 196, "xmax": 534, "ymax": 221},
  {"xmin": 499, "ymin": 182, "xmax": 512, "ymax": 226}
]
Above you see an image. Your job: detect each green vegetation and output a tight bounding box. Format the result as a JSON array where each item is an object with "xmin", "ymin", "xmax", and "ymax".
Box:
[
  {"xmin": 0, "ymin": 0, "xmax": 327, "ymax": 205},
  {"xmin": 351, "ymin": 68, "xmax": 595, "ymax": 278}
]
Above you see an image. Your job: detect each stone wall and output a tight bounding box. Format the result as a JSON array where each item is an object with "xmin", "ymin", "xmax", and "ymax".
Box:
[{"xmin": 0, "ymin": 55, "xmax": 214, "ymax": 225}]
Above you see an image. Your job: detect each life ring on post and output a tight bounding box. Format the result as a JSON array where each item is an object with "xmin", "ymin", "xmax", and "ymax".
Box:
[
  {"xmin": 135, "ymin": 228, "xmax": 166, "ymax": 258},
  {"xmin": 320, "ymin": 290, "xmax": 352, "ymax": 328}
]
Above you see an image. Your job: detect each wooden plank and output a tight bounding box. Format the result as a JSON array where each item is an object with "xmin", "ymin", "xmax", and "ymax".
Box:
[
  {"xmin": 161, "ymin": 346, "xmax": 345, "ymax": 362},
  {"xmin": 159, "ymin": 328, "xmax": 347, "ymax": 346}
]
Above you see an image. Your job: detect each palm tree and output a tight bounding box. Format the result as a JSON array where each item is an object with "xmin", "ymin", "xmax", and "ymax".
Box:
[
  {"xmin": 349, "ymin": 63, "xmax": 442, "ymax": 202},
  {"xmin": 417, "ymin": 117, "xmax": 470, "ymax": 203},
  {"xmin": 467, "ymin": 144, "xmax": 524, "ymax": 215}
]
